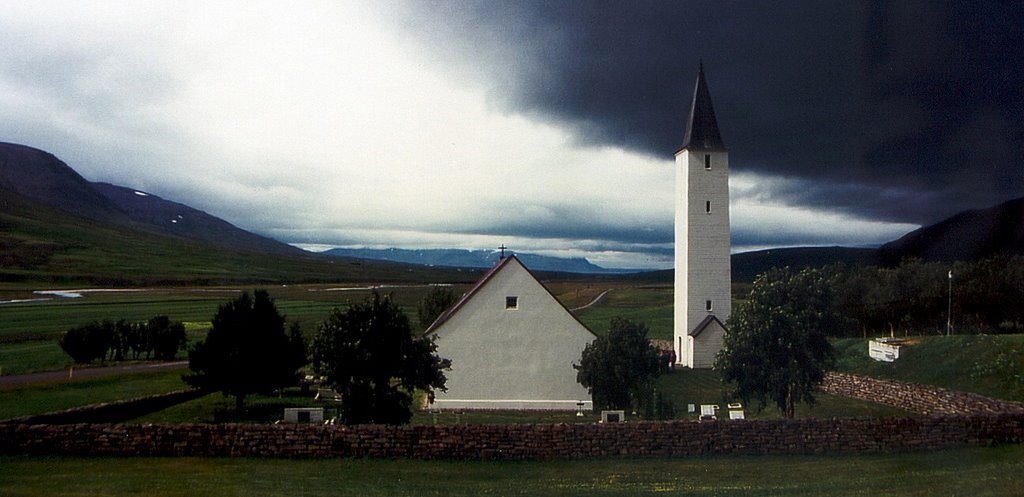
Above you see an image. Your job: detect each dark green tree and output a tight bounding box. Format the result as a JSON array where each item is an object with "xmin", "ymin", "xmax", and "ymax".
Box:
[
  {"xmin": 59, "ymin": 320, "xmax": 114, "ymax": 364},
  {"xmin": 715, "ymin": 267, "xmax": 837, "ymax": 418},
  {"xmin": 312, "ymin": 292, "xmax": 450, "ymax": 425},
  {"xmin": 574, "ymin": 317, "xmax": 663, "ymax": 413},
  {"xmin": 148, "ymin": 315, "xmax": 187, "ymax": 361},
  {"xmin": 417, "ymin": 286, "xmax": 457, "ymax": 331},
  {"xmin": 185, "ymin": 290, "xmax": 306, "ymax": 410}
]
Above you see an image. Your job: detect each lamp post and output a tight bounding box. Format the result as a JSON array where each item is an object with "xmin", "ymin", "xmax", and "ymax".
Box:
[{"xmin": 946, "ymin": 269, "xmax": 953, "ymax": 336}]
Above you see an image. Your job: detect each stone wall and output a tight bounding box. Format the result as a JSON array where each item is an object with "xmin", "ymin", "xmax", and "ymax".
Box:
[
  {"xmin": 821, "ymin": 372, "xmax": 1024, "ymax": 416},
  {"xmin": 2, "ymin": 414, "xmax": 1022, "ymax": 459}
]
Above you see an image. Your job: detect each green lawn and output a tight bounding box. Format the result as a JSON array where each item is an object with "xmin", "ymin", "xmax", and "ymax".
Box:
[
  {"xmin": 575, "ymin": 286, "xmax": 674, "ymax": 339},
  {"xmin": 655, "ymin": 369, "xmax": 909, "ymax": 420},
  {"xmin": 0, "ymin": 284, "xmax": 461, "ymax": 375},
  {"xmin": 126, "ymin": 368, "xmax": 907, "ymax": 425},
  {"xmin": 0, "ymin": 340, "xmax": 71, "ymax": 376},
  {"xmin": 0, "ymin": 368, "xmax": 190, "ymax": 420},
  {"xmin": 2, "ymin": 445, "xmax": 1022, "ymax": 496},
  {"xmin": 833, "ymin": 334, "xmax": 1024, "ymax": 402}
]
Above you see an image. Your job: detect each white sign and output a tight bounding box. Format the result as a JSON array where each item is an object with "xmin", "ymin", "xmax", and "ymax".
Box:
[{"xmin": 868, "ymin": 339, "xmax": 903, "ymax": 362}]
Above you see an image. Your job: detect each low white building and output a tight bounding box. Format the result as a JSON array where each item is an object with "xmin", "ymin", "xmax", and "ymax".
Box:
[
  {"xmin": 425, "ymin": 255, "xmax": 596, "ymax": 411},
  {"xmin": 683, "ymin": 315, "xmax": 727, "ymax": 369}
]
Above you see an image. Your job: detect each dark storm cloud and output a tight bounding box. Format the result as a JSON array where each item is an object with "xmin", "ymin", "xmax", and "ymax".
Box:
[{"xmin": 398, "ymin": 0, "xmax": 1024, "ymax": 226}]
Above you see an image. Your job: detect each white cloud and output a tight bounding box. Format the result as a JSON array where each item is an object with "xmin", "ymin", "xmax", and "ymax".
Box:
[{"xmin": 0, "ymin": 1, "xmax": 921, "ymax": 269}]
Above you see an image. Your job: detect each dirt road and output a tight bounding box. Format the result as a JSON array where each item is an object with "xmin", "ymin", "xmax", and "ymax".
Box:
[{"xmin": 0, "ymin": 361, "xmax": 188, "ymax": 389}]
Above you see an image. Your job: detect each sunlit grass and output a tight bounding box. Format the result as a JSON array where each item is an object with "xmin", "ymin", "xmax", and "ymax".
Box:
[{"xmin": 2, "ymin": 445, "xmax": 1023, "ymax": 497}]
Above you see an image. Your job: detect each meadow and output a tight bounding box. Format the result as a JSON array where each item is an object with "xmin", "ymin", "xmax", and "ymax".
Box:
[
  {"xmin": 2, "ymin": 280, "xmax": 1023, "ymax": 496},
  {"xmin": 2, "ymin": 445, "xmax": 1023, "ymax": 496}
]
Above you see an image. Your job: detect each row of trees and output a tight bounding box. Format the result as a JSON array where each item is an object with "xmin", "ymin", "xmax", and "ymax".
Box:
[
  {"xmin": 185, "ymin": 289, "xmax": 449, "ymax": 424},
  {"xmin": 828, "ymin": 255, "xmax": 1024, "ymax": 336},
  {"xmin": 579, "ymin": 256, "xmax": 1024, "ymax": 420},
  {"xmin": 59, "ymin": 316, "xmax": 187, "ymax": 364}
]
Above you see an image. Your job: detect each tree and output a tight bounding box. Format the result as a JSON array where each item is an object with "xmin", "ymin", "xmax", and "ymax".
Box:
[
  {"xmin": 715, "ymin": 267, "xmax": 837, "ymax": 418},
  {"xmin": 574, "ymin": 317, "xmax": 663, "ymax": 414},
  {"xmin": 184, "ymin": 290, "xmax": 306, "ymax": 410},
  {"xmin": 312, "ymin": 292, "xmax": 450, "ymax": 425},
  {"xmin": 59, "ymin": 321, "xmax": 113, "ymax": 364},
  {"xmin": 417, "ymin": 286, "xmax": 457, "ymax": 331},
  {"xmin": 148, "ymin": 315, "xmax": 187, "ymax": 361}
]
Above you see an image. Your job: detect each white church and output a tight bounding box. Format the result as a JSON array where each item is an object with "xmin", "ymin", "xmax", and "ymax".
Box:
[
  {"xmin": 425, "ymin": 254, "xmax": 597, "ymax": 410},
  {"xmin": 674, "ymin": 64, "xmax": 732, "ymax": 368},
  {"xmin": 424, "ymin": 66, "xmax": 732, "ymax": 411}
]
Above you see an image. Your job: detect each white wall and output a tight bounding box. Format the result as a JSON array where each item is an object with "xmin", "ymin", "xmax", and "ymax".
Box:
[
  {"xmin": 675, "ymin": 149, "xmax": 731, "ymax": 367},
  {"xmin": 430, "ymin": 258, "xmax": 595, "ymax": 410}
]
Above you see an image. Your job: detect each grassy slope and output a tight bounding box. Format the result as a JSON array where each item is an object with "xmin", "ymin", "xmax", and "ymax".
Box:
[
  {"xmin": 0, "ymin": 368, "xmax": 188, "ymax": 420},
  {"xmin": 833, "ymin": 334, "xmax": 1024, "ymax": 402},
  {"xmin": 3, "ymin": 445, "xmax": 1024, "ymax": 497},
  {"xmin": 0, "ymin": 190, "xmax": 477, "ymax": 286}
]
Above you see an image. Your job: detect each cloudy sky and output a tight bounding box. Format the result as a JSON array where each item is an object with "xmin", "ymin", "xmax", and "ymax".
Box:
[{"xmin": 1, "ymin": 1, "xmax": 1021, "ymax": 269}]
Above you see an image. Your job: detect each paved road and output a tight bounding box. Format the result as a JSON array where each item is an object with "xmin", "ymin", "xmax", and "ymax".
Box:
[
  {"xmin": 0, "ymin": 361, "xmax": 188, "ymax": 389},
  {"xmin": 570, "ymin": 289, "xmax": 611, "ymax": 312}
]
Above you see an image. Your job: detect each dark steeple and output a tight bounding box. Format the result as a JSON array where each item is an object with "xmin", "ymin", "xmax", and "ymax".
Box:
[{"xmin": 678, "ymin": 62, "xmax": 727, "ymax": 152}]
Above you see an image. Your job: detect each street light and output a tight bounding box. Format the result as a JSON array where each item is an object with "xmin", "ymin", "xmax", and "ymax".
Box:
[{"xmin": 946, "ymin": 270, "xmax": 953, "ymax": 336}]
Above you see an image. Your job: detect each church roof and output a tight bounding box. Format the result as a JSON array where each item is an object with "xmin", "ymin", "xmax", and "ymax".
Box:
[
  {"xmin": 689, "ymin": 314, "xmax": 727, "ymax": 337},
  {"xmin": 678, "ymin": 63, "xmax": 727, "ymax": 153},
  {"xmin": 423, "ymin": 255, "xmax": 594, "ymax": 337},
  {"xmin": 424, "ymin": 255, "xmax": 515, "ymax": 334}
]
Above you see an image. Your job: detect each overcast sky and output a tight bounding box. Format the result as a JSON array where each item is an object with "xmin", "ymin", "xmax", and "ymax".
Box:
[{"xmin": 1, "ymin": 1, "xmax": 1021, "ymax": 269}]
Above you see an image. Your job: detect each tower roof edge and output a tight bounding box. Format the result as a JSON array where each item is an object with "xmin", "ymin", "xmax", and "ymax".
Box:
[{"xmin": 677, "ymin": 65, "xmax": 727, "ymax": 153}]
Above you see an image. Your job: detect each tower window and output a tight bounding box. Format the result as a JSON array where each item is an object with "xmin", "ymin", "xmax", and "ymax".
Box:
[
  {"xmin": 705, "ymin": 201, "xmax": 711, "ymax": 214},
  {"xmin": 506, "ymin": 296, "xmax": 519, "ymax": 309},
  {"xmin": 706, "ymin": 300, "xmax": 713, "ymax": 312},
  {"xmin": 704, "ymin": 154, "xmax": 711, "ymax": 170}
]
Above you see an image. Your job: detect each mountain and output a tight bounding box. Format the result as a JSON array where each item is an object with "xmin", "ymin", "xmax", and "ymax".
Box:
[
  {"xmin": 731, "ymin": 196, "xmax": 1024, "ymax": 280},
  {"xmin": 0, "ymin": 180, "xmax": 474, "ymax": 285},
  {"xmin": 878, "ymin": 196, "xmax": 1024, "ymax": 264},
  {"xmin": 731, "ymin": 246, "xmax": 877, "ymax": 282},
  {"xmin": 322, "ymin": 247, "xmax": 618, "ymax": 274},
  {"xmin": 1, "ymin": 142, "xmax": 486, "ymax": 285},
  {"xmin": 0, "ymin": 142, "xmax": 300, "ymax": 256}
]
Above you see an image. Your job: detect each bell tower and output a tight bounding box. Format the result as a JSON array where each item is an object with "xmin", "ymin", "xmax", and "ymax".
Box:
[{"xmin": 674, "ymin": 63, "xmax": 731, "ymax": 368}]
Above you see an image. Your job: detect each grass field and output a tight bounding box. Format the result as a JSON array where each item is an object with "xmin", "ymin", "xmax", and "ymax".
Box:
[
  {"xmin": 0, "ymin": 284, "xmax": 475, "ymax": 374},
  {"xmin": 833, "ymin": 335, "xmax": 1024, "ymax": 402},
  {"xmin": 573, "ymin": 285, "xmax": 674, "ymax": 339},
  {"xmin": 2, "ymin": 444, "xmax": 1022, "ymax": 496},
  {"xmin": 0, "ymin": 368, "xmax": 189, "ymax": 420},
  {"xmin": 119, "ymin": 367, "xmax": 906, "ymax": 426}
]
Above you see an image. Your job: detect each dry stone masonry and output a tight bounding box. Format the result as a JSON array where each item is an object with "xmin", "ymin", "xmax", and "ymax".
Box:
[
  {"xmin": 821, "ymin": 372, "xmax": 1024, "ymax": 416},
  {"xmin": 1, "ymin": 414, "xmax": 1022, "ymax": 459},
  {"xmin": 2, "ymin": 372, "xmax": 1022, "ymax": 459}
]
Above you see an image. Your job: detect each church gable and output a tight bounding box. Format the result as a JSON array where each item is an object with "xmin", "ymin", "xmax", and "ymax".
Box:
[
  {"xmin": 688, "ymin": 315, "xmax": 727, "ymax": 369},
  {"xmin": 427, "ymin": 256, "xmax": 596, "ymax": 410}
]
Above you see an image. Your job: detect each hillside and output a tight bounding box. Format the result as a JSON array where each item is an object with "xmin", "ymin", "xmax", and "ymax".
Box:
[
  {"xmin": 731, "ymin": 246, "xmax": 877, "ymax": 282},
  {"xmin": 878, "ymin": 196, "xmax": 1024, "ymax": 264},
  {"xmin": 0, "ymin": 186, "xmax": 476, "ymax": 286},
  {"xmin": 0, "ymin": 142, "xmax": 487, "ymax": 285},
  {"xmin": 832, "ymin": 335, "xmax": 1024, "ymax": 403},
  {"xmin": 0, "ymin": 142, "xmax": 299, "ymax": 256}
]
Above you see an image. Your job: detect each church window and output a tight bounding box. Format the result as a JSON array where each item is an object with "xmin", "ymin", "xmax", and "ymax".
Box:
[
  {"xmin": 705, "ymin": 300, "xmax": 713, "ymax": 312},
  {"xmin": 704, "ymin": 154, "xmax": 711, "ymax": 170},
  {"xmin": 705, "ymin": 200, "xmax": 711, "ymax": 214},
  {"xmin": 505, "ymin": 296, "xmax": 519, "ymax": 309}
]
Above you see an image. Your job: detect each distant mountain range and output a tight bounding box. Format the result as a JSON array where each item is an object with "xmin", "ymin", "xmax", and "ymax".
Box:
[
  {"xmin": 322, "ymin": 247, "xmax": 618, "ymax": 274},
  {"xmin": 2, "ymin": 141, "xmax": 1022, "ymax": 282},
  {"xmin": 0, "ymin": 142, "xmax": 300, "ymax": 256}
]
